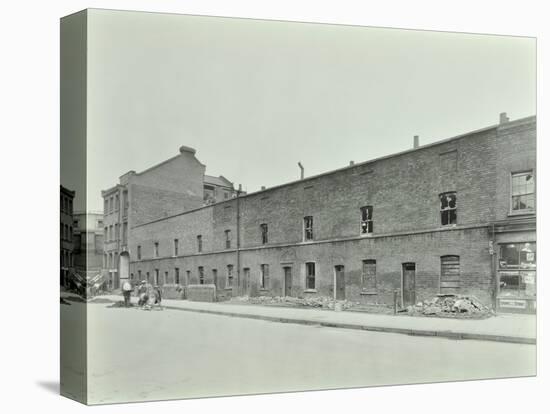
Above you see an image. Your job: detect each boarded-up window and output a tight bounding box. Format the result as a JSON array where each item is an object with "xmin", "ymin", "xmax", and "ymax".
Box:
[
  {"xmin": 362, "ymin": 260, "xmax": 377, "ymax": 292},
  {"xmin": 440, "ymin": 255, "xmax": 460, "ymax": 292}
]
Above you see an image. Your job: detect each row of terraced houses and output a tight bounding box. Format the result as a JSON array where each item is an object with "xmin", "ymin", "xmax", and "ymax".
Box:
[{"xmin": 101, "ymin": 113, "xmax": 536, "ymax": 313}]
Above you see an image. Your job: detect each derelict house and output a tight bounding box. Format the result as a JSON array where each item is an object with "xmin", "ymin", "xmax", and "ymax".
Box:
[{"xmin": 102, "ymin": 113, "xmax": 536, "ymax": 314}]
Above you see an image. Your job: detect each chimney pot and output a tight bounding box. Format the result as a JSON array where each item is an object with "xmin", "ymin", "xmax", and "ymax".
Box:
[
  {"xmin": 499, "ymin": 112, "xmax": 509, "ymax": 124},
  {"xmin": 413, "ymin": 135, "xmax": 419, "ymax": 149}
]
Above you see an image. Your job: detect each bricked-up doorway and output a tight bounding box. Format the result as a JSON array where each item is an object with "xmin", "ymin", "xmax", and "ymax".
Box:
[
  {"xmin": 402, "ymin": 263, "xmax": 416, "ymax": 307},
  {"xmin": 283, "ymin": 266, "xmax": 292, "ymax": 297},
  {"xmin": 335, "ymin": 265, "xmax": 345, "ymax": 300}
]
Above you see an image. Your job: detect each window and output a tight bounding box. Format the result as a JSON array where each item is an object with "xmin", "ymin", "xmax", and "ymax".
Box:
[
  {"xmin": 225, "ymin": 230, "xmax": 231, "ymax": 249},
  {"xmin": 304, "ymin": 216, "xmax": 313, "ymax": 240},
  {"xmin": 197, "ymin": 235, "xmax": 202, "ymax": 253},
  {"xmin": 260, "ymin": 264, "xmax": 269, "ymax": 289},
  {"xmin": 69, "ymin": 226, "xmax": 72, "ymax": 241},
  {"xmin": 146, "ymin": 272, "xmax": 150, "ymax": 283},
  {"xmin": 186, "ymin": 270, "xmax": 191, "ymax": 285},
  {"xmin": 362, "ymin": 260, "xmax": 377, "ymax": 292},
  {"xmin": 439, "ymin": 192, "xmax": 457, "ymax": 226},
  {"xmin": 511, "ymin": 171, "xmax": 535, "ymax": 212},
  {"xmin": 154, "ymin": 242, "xmax": 159, "ymax": 258},
  {"xmin": 175, "ymin": 268, "xmax": 180, "ymax": 284},
  {"xmin": 104, "ymin": 227, "xmax": 108, "ymax": 240},
  {"xmin": 227, "ymin": 265, "xmax": 234, "ymax": 287},
  {"xmin": 122, "ymin": 222, "xmax": 128, "ymax": 243},
  {"xmin": 104, "ymin": 199, "xmax": 108, "ymax": 214},
  {"xmin": 154, "ymin": 269, "xmax": 159, "ymax": 285},
  {"xmin": 260, "ymin": 223, "xmax": 268, "ymax": 244},
  {"xmin": 498, "ymin": 243, "xmax": 536, "ymax": 298},
  {"xmin": 174, "ymin": 239, "xmax": 179, "ymax": 256},
  {"xmin": 198, "ymin": 267, "xmax": 205, "ymax": 285},
  {"xmin": 97, "ymin": 220, "xmax": 103, "ymax": 228},
  {"xmin": 499, "ymin": 243, "xmax": 536, "ymax": 270},
  {"xmin": 360, "ymin": 206, "xmax": 373, "ymax": 234},
  {"xmin": 440, "ymin": 256, "xmax": 460, "ymax": 293},
  {"xmin": 306, "ymin": 262, "xmax": 316, "ymax": 290},
  {"xmin": 164, "ymin": 271, "xmax": 169, "ymax": 285},
  {"xmin": 212, "ymin": 269, "xmax": 218, "ymax": 287},
  {"xmin": 130, "ymin": 273, "xmax": 134, "ymax": 280},
  {"xmin": 138, "ymin": 269, "xmax": 142, "ymax": 281},
  {"xmin": 137, "ymin": 245, "xmax": 141, "ymax": 260},
  {"xmin": 115, "ymin": 223, "xmax": 119, "ymax": 240}
]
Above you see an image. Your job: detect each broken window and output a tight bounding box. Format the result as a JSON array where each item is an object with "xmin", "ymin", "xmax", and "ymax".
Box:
[
  {"xmin": 362, "ymin": 260, "xmax": 377, "ymax": 292},
  {"xmin": 260, "ymin": 223, "xmax": 268, "ymax": 244},
  {"xmin": 360, "ymin": 206, "xmax": 373, "ymax": 234},
  {"xmin": 306, "ymin": 262, "xmax": 316, "ymax": 289},
  {"xmin": 511, "ymin": 171, "xmax": 535, "ymax": 212},
  {"xmin": 439, "ymin": 192, "xmax": 457, "ymax": 225},
  {"xmin": 304, "ymin": 216, "xmax": 313, "ymax": 240},
  {"xmin": 225, "ymin": 230, "xmax": 231, "ymax": 249},
  {"xmin": 198, "ymin": 267, "xmax": 204, "ymax": 285},
  {"xmin": 227, "ymin": 265, "xmax": 234, "ymax": 287},
  {"xmin": 260, "ymin": 264, "xmax": 270, "ymax": 289},
  {"xmin": 197, "ymin": 235, "xmax": 202, "ymax": 253}
]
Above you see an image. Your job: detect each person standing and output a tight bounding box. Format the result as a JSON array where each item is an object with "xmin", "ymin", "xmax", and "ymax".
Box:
[{"xmin": 122, "ymin": 280, "xmax": 132, "ymax": 307}]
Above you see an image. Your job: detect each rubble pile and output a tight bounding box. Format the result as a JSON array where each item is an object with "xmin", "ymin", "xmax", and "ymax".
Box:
[
  {"xmin": 232, "ymin": 295, "xmax": 358, "ymax": 310},
  {"xmin": 405, "ymin": 294, "xmax": 493, "ymax": 319}
]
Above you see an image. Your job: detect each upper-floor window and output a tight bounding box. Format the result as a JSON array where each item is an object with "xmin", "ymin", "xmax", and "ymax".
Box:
[
  {"xmin": 154, "ymin": 242, "xmax": 159, "ymax": 258},
  {"xmin": 260, "ymin": 264, "xmax": 269, "ymax": 289},
  {"xmin": 225, "ymin": 230, "xmax": 231, "ymax": 249},
  {"xmin": 304, "ymin": 216, "xmax": 313, "ymax": 241},
  {"xmin": 197, "ymin": 235, "xmax": 202, "ymax": 253},
  {"xmin": 137, "ymin": 245, "xmax": 142, "ymax": 260},
  {"xmin": 511, "ymin": 171, "xmax": 535, "ymax": 212},
  {"xmin": 260, "ymin": 223, "xmax": 268, "ymax": 244},
  {"xmin": 305, "ymin": 262, "xmax": 316, "ymax": 290},
  {"xmin": 439, "ymin": 192, "xmax": 457, "ymax": 226},
  {"xmin": 115, "ymin": 194, "xmax": 119, "ymax": 211},
  {"xmin": 174, "ymin": 239, "xmax": 179, "ymax": 256},
  {"xmin": 104, "ymin": 199, "xmax": 108, "ymax": 213},
  {"xmin": 360, "ymin": 206, "xmax": 373, "ymax": 234}
]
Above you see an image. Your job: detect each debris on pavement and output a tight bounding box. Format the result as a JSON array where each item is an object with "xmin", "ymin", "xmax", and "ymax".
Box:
[{"xmin": 403, "ymin": 294, "xmax": 493, "ymax": 319}]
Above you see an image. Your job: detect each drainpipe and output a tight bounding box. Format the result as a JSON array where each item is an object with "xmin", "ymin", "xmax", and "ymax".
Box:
[{"xmin": 236, "ymin": 184, "xmax": 242, "ymax": 296}]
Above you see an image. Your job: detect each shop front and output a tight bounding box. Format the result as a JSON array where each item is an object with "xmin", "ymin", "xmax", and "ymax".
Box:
[{"xmin": 496, "ymin": 241, "xmax": 536, "ymax": 313}]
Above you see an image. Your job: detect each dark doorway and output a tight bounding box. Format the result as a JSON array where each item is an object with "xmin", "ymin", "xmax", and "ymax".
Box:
[
  {"xmin": 283, "ymin": 266, "xmax": 292, "ymax": 297},
  {"xmin": 402, "ymin": 263, "xmax": 416, "ymax": 306},
  {"xmin": 243, "ymin": 268, "xmax": 250, "ymax": 295},
  {"xmin": 335, "ymin": 265, "xmax": 345, "ymax": 300}
]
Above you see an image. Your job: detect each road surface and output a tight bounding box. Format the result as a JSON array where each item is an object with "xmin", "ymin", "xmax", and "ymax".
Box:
[{"xmin": 63, "ymin": 302, "xmax": 536, "ymax": 404}]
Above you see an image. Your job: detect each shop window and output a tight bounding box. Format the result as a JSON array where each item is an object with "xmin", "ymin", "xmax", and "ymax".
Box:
[
  {"xmin": 260, "ymin": 264, "xmax": 270, "ymax": 289},
  {"xmin": 440, "ymin": 255, "xmax": 460, "ymax": 293},
  {"xmin": 306, "ymin": 262, "xmax": 316, "ymax": 290},
  {"xmin": 361, "ymin": 260, "xmax": 377, "ymax": 292},
  {"xmin": 360, "ymin": 206, "xmax": 373, "ymax": 234},
  {"xmin": 304, "ymin": 216, "xmax": 313, "ymax": 241},
  {"xmin": 498, "ymin": 243, "xmax": 536, "ymax": 298},
  {"xmin": 439, "ymin": 192, "xmax": 457, "ymax": 226},
  {"xmin": 511, "ymin": 171, "xmax": 535, "ymax": 212}
]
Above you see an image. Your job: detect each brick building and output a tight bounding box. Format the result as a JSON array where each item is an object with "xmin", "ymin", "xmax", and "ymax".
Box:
[
  {"xmin": 103, "ymin": 113, "xmax": 536, "ymax": 313},
  {"xmin": 60, "ymin": 185, "xmax": 75, "ymax": 288},
  {"xmin": 73, "ymin": 211, "xmax": 104, "ymax": 283}
]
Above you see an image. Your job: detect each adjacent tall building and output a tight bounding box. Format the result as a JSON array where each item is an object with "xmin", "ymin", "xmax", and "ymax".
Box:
[
  {"xmin": 102, "ymin": 114, "xmax": 536, "ymax": 313},
  {"xmin": 60, "ymin": 185, "xmax": 75, "ymax": 288},
  {"xmin": 73, "ymin": 211, "xmax": 105, "ymax": 286}
]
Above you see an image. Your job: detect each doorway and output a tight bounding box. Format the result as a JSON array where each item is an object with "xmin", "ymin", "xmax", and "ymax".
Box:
[
  {"xmin": 402, "ymin": 263, "xmax": 416, "ymax": 307},
  {"xmin": 335, "ymin": 265, "xmax": 345, "ymax": 300},
  {"xmin": 283, "ymin": 266, "xmax": 292, "ymax": 297},
  {"xmin": 243, "ymin": 268, "xmax": 250, "ymax": 295}
]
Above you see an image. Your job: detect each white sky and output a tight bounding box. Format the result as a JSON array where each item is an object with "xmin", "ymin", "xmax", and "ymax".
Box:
[{"xmin": 84, "ymin": 9, "xmax": 535, "ymax": 212}]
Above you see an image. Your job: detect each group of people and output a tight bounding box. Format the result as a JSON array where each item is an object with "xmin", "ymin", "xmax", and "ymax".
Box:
[{"xmin": 121, "ymin": 280, "xmax": 163, "ymax": 309}]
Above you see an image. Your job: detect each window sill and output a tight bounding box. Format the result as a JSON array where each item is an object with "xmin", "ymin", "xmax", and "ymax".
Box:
[
  {"xmin": 225, "ymin": 287, "xmax": 233, "ymax": 290},
  {"xmin": 360, "ymin": 233, "xmax": 374, "ymax": 237},
  {"xmin": 507, "ymin": 210, "xmax": 535, "ymax": 217},
  {"xmin": 259, "ymin": 288, "xmax": 270, "ymax": 291},
  {"xmin": 360, "ymin": 291, "xmax": 378, "ymax": 295},
  {"xmin": 303, "ymin": 289, "xmax": 317, "ymax": 293}
]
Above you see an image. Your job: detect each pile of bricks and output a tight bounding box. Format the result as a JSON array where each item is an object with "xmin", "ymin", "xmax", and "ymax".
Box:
[{"xmin": 405, "ymin": 294, "xmax": 493, "ymax": 319}]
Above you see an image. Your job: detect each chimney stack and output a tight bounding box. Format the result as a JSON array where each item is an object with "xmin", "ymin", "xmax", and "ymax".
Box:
[
  {"xmin": 500, "ymin": 112, "xmax": 509, "ymax": 124},
  {"xmin": 298, "ymin": 162, "xmax": 304, "ymax": 180},
  {"xmin": 413, "ymin": 135, "xmax": 419, "ymax": 149},
  {"xmin": 261, "ymin": 186, "xmax": 266, "ymax": 191},
  {"xmin": 238, "ymin": 184, "xmax": 242, "ymax": 192},
  {"xmin": 349, "ymin": 160, "xmax": 355, "ymax": 166}
]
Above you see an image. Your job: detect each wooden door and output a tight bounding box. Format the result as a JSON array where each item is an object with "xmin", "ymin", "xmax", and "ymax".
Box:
[
  {"xmin": 402, "ymin": 263, "xmax": 416, "ymax": 306},
  {"xmin": 335, "ymin": 265, "xmax": 345, "ymax": 300},
  {"xmin": 284, "ymin": 267, "xmax": 292, "ymax": 297}
]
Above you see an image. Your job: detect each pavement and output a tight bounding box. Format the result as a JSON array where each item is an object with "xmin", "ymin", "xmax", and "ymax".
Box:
[{"xmin": 93, "ymin": 294, "xmax": 537, "ymax": 345}]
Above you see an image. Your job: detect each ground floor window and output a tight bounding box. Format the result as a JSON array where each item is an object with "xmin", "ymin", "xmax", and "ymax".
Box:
[
  {"xmin": 361, "ymin": 260, "xmax": 376, "ymax": 292},
  {"xmin": 498, "ymin": 242, "xmax": 536, "ymax": 298},
  {"xmin": 306, "ymin": 262, "xmax": 315, "ymax": 289},
  {"xmin": 440, "ymin": 255, "xmax": 460, "ymax": 293},
  {"xmin": 227, "ymin": 265, "xmax": 234, "ymax": 287}
]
